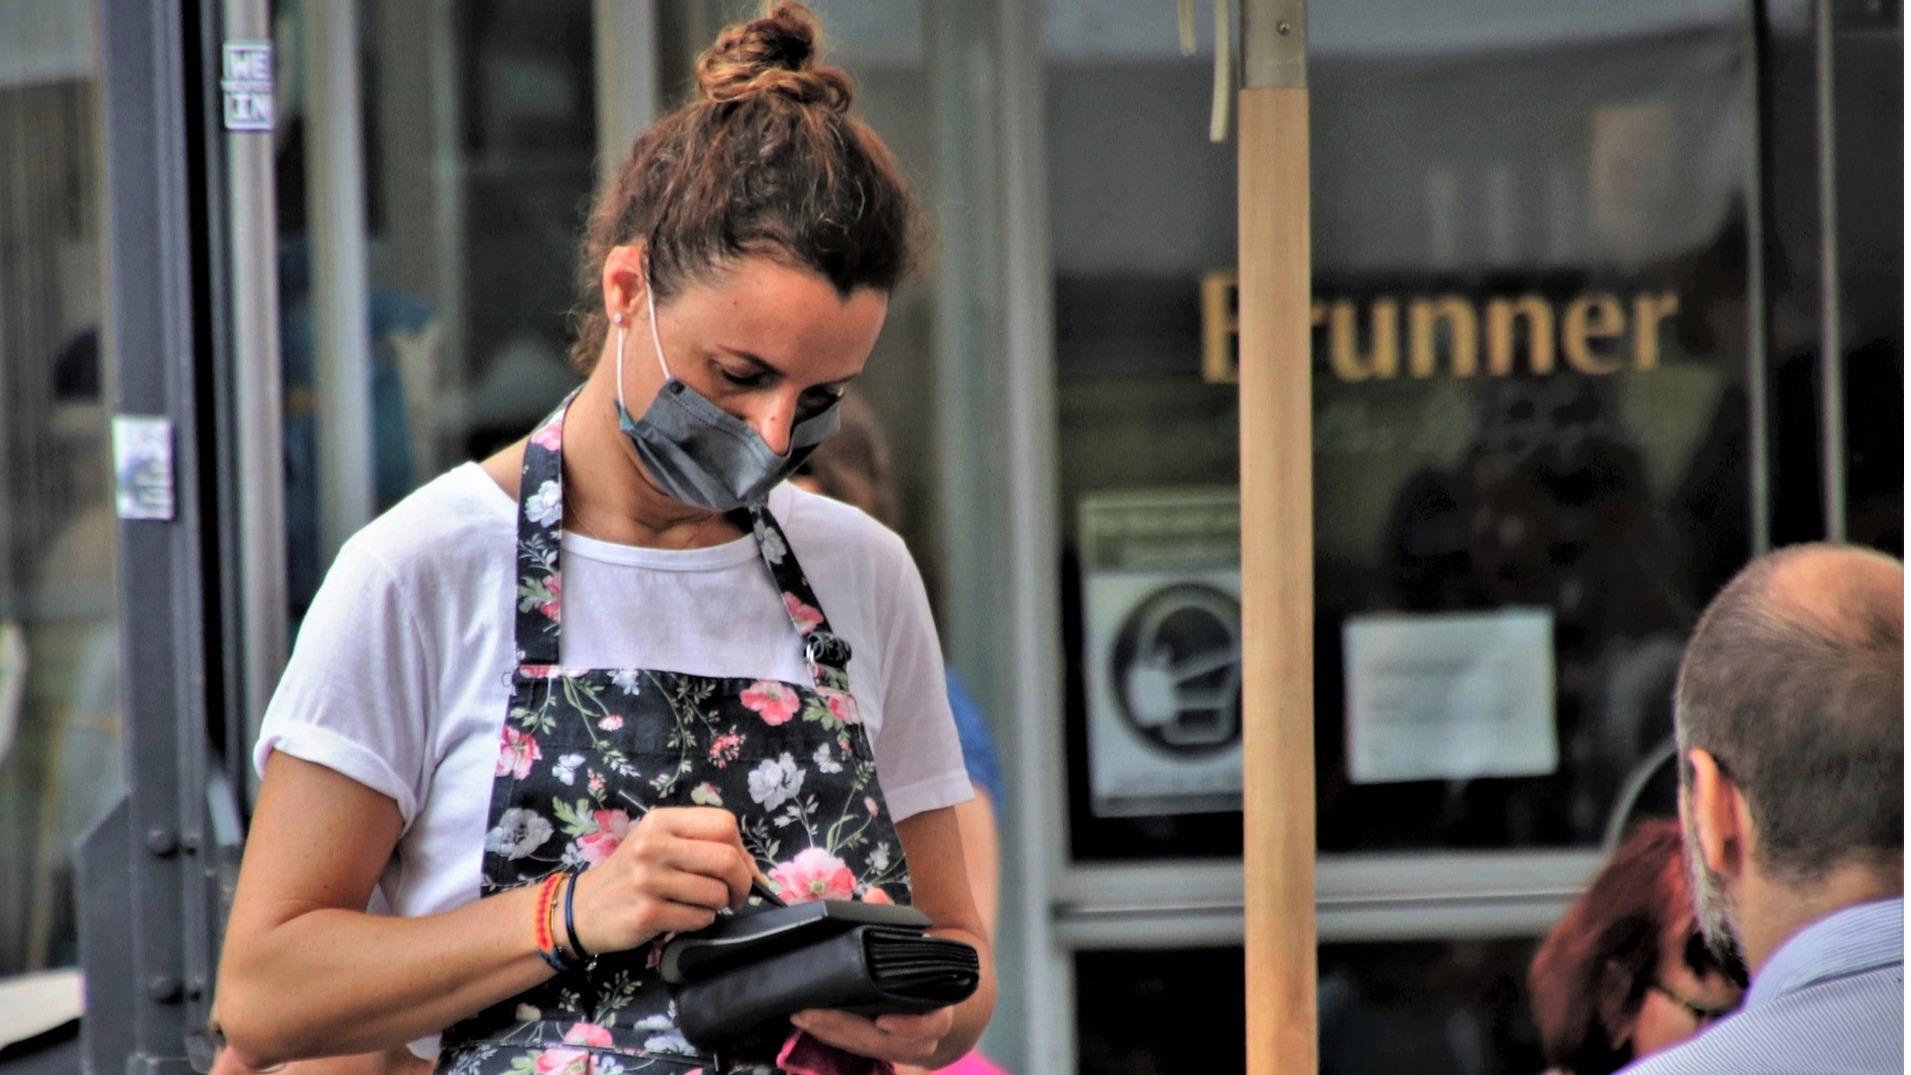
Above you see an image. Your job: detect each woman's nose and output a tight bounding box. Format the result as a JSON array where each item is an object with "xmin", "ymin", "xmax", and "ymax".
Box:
[{"xmin": 751, "ymin": 393, "xmax": 798, "ymax": 456}]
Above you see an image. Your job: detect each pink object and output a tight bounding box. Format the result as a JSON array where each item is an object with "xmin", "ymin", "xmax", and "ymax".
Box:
[
  {"xmin": 741, "ymin": 680, "xmax": 803, "ymax": 725},
  {"xmin": 772, "ymin": 1032, "xmax": 1009, "ymax": 1075},
  {"xmin": 820, "ymin": 688, "xmax": 861, "ymax": 725},
  {"xmin": 938, "ymin": 1053, "xmax": 1010, "ymax": 1075},
  {"xmin": 561, "ymin": 1023, "xmax": 613, "ymax": 1047},
  {"xmin": 783, "ymin": 593, "xmax": 826, "ymax": 634},
  {"xmin": 529, "ymin": 420, "xmax": 563, "ymax": 451},
  {"xmin": 777, "ymin": 1031, "xmax": 897, "ymax": 1075},
  {"xmin": 575, "ymin": 808, "xmax": 632, "ymax": 865},
  {"xmin": 770, "ymin": 847, "xmax": 857, "ymax": 902},
  {"xmin": 497, "ymin": 726, "xmax": 542, "ymax": 779},
  {"xmin": 530, "ymin": 1047, "xmax": 590, "ymax": 1075}
]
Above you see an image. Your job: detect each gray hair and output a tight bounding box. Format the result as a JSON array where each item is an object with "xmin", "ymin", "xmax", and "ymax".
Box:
[{"xmin": 1674, "ymin": 544, "xmax": 1903, "ymax": 882}]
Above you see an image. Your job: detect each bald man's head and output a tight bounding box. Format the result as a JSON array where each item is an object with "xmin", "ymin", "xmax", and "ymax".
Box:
[{"xmin": 1675, "ymin": 544, "xmax": 1904, "ymax": 882}]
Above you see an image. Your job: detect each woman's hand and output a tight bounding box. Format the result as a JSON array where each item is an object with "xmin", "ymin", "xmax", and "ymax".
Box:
[
  {"xmin": 789, "ymin": 1007, "xmax": 957, "ymax": 1066},
  {"xmin": 798, "ymin": 806, "xmax": 995, "ymax": 1070},
  {"xmin": 568, "ymin": 806, "xmax": 754, "ymax": 955}
]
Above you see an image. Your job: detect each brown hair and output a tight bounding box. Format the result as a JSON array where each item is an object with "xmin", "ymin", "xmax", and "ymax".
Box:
[
  {"xmin": 793, "ymin": 389, "xmax": 898, "ymax": 528},
  {"xmin": 1674, "ymin": 543, "xmax": 1904, "ymax": 883},
  {"xmin": 569, "ymin": 2, "xmax": 921, "ymax": 374},
  {"xmin": 1528, "ymin": 819, "xmax": 1729, "ymax": 1075}
]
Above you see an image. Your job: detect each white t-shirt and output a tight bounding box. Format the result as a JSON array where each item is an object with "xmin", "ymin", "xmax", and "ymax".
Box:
[{"xmin": 256, "ymin": 464, "xmax": 970, "ymax": 1047}]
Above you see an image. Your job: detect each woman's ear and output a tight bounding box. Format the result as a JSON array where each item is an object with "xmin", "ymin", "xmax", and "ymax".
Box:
[
  {"xmin": 1596, "ymin": 958, "xmax": 1637, "ymax": 1051},
  {"xmin": 601, "ymin": 243, "xmax": 648, "ymax": 321},
  {"xmin": 1683, "ymin": 748, "xmax": 1744, "ymax": 878}
]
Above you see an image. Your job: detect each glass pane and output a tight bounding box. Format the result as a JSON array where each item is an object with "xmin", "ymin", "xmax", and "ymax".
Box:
[
  {"xmin": 1309, "ymin": 6, "xmax": 1755, "ymax": 852},
  {"xmin": 1075, "ymin": 941, "xmax": 1546, "ymax": 1073},
  {"xmin": 1755, "ymin": 0, "xmax": 1902, "ymax": 557},
  {"xmin": 0, "ymin": 1, "xmax": 121, "ymax": 974},
  {"xmin": 1075, "ymin": 948, "xmax": 1246, "ymax": 1073},
  {"xmin": 1317, "ymin": 939, "xmax": 1544, "ymax": 1075},
  {"xmin": 1051, "ymin": 0, "xmax": 1761, "ymax": 859},
  {"xmin": 1046, "ymin": 0, "xmax": 1245, "ymax": 859},
  {"xmin": 280, "ymin": 0, "xmax": 599, "ymax": 621},
  {"xmin": 1830, "ymin": 2, "xmax": 1900, "ymax": 554}
]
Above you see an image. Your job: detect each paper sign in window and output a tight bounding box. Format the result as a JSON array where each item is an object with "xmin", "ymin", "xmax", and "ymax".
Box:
[{"xmin": 1343, "ymin": 609, "xmax": 1557, "ymax": 785}]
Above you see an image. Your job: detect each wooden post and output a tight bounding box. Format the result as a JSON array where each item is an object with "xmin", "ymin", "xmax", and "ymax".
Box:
[{"xmin": 1238, "ymin": 3, "xmax": 1314, "ymax": 1073}]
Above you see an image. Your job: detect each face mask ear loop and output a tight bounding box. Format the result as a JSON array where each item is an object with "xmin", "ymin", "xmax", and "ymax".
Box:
[
  {"xmin": 644, "ymin": 272, "xmax": 672, "ymax": 382},
  {"xmin": 613, "ymin": 315, "xmax": 631, "ymax": 415}
]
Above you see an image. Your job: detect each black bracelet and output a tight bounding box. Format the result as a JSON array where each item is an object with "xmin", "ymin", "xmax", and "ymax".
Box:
[
  {"xmin": 537, "ymin": 943, "xmax": 572, "ymax": 974},
  {"xmin": 563, "ymin": 868, "xmax": 594, "ymax": 964}
]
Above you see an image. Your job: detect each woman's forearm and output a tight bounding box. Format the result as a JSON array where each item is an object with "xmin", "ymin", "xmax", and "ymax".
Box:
[
  {"xmin": 922, "ymin": 925, "xmax": 997, "ymax": 1068},
  {"xmin": 217, "ymin": 883, "xmax": 552, "ymax": 1065},
  {"xmin": 888, "ymin": 806, "xmax": 997, "ymax": 1067}
]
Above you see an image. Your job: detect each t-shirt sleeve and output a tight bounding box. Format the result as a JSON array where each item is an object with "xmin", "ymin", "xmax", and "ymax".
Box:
[
  {"xmin": 866, "ymin": 533, "xmax": 974, "ymax": 823},
  {"xmin": 254, "ymin": 540, "xmax": 434, "ymax": 827}
]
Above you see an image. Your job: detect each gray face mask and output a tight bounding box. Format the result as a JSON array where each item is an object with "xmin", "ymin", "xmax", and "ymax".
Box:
[{"xmin": 613, "ymin": 282, "xmax": 841, "ymax": 512}]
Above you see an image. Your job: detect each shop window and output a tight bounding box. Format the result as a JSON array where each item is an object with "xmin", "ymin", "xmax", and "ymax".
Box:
[{"xmin": 1050, "ymin": 2, "xmax": 1761, "ymax": 860}]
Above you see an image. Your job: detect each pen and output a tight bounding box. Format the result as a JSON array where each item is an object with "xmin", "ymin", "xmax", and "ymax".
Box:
[{"xmin": 750, "ymin": 866, "xmax": 784, "ymax": 906}]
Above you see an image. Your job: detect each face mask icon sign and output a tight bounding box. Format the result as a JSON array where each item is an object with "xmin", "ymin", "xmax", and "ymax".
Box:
[
  {"xmin": 1110, "ymin": 583, "xmax": 1242, "ymax": 753},
  {"xmin": 1122, "ymin": 652, "xmax": 1182, "ymax": 729}
]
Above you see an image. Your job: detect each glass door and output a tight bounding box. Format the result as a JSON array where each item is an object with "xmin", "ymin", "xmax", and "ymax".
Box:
[{"xmin": 0, "ymin": 0, "xmax": 118, "ymax": 981}]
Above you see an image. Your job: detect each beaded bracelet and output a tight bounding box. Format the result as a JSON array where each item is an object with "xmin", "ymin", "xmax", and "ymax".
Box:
[
  {"xmin": 532, "ymin": 872, "xmax": 570, "ymax": 973},
  {"xmin": 562, "ymin": 868, "xmax": 594, "ymax": 966}
]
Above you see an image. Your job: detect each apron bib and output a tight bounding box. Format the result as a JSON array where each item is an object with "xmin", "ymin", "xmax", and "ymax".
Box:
[{"xmin": 441, "ymin": 397, "xmax": 911, "ymax": 1075}]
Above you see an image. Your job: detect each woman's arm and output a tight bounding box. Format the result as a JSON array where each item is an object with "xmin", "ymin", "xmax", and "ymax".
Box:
[
  {"xmin": 214, "ymin": 753, "xmax": 554, "ymax": 1064},
  {"xmin": 792, "ymin": 805, "xmax": 997, "ymax": 1068},
  {"xmin": 212, "ymin": 1045, "xmax": 433, "ymax": 1075},
  {"xmin": 215, "ymin": 753, "xmax": 754, "ymax": 1066},
  {"xmin": 954, "ymin": 788, "xmax": 1000, "ymax": 941}
]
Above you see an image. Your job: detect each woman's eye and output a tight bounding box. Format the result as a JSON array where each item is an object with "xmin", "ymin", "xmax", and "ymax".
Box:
[
  {"xmin": 799, "ymin": 391, "xmax": 845, "ymax": 418},
  {"xmin": 718, "ymin": 368, "xmax": 767, "ymax": 389}
]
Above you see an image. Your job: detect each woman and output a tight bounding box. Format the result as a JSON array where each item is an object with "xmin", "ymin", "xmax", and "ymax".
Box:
[
  {"xmin": 1527, "ymin": 819, "xmax": 1742, "ymax": 1075},
  {"xmin": 213, "ymin": 6, "xmax": 995, "ymax": 1073}
]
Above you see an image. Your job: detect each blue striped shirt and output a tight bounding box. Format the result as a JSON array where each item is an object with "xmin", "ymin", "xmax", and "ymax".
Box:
[{"xmin": 1620, "ymin": 897, "xmax": 1904, "ymax": 1075}]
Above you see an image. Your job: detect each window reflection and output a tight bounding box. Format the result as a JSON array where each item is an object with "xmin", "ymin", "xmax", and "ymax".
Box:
[
  {"xmin": 1303, "ymin": 9, "xmax": 1755, "ymax": 846},
  {"xmin": 0, "ymin": 14, "xmax": 121, "ymax": 974},
  {"xmin": 1073, "ymin": 941, "xmax": 1547, "ymax": 1075},
  {"xmin": 1050, "ymin": 1, "xmax": 1763, "ymax": 859},
  {"xmin": 275, "ymin": 0, "xmax": 598, "ymax": 622}
]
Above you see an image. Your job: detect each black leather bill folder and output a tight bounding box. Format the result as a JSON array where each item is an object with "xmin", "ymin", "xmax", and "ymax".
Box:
[{"xmin": 659, "ymin": 898, "xmax": 981, "ymax": 1054}]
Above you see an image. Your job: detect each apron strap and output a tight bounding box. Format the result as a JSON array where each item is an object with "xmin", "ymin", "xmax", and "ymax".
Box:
[
  {"xmin": 512, "ymin": 392, "xmax": 577, "ymax": 668},
  {"xmin": 511, "ymin": 397, "xmax": 850, "ymax": 688},
  {"xmin": 741, "ymin": 506, "xmax": 853, "ymax": 692}
]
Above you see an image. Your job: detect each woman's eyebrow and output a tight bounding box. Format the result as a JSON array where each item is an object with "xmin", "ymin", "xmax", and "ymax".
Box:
[
  {"xmin": 716, "ymin": 346, "xmax": 859, "ymax": 390},
  {"xmin": 716, "ymin": 348, "xmax": 783, "ymax": 376}
]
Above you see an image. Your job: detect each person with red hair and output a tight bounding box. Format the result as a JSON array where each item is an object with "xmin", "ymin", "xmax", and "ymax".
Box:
[{"xmin": 1528, "ymin": 819, "xmax": 1742, "ymax": 1074}]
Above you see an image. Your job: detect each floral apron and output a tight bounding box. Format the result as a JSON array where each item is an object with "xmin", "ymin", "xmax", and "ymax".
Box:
[{"xmin": 442, "ymin": 398, "xmax": 912, "ymax": 1075}]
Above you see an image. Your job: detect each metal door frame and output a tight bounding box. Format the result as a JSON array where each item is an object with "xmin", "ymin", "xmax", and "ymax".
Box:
[{"xmin": 80, "ymin": 0, "xmax": 262, "ymax": 1069}]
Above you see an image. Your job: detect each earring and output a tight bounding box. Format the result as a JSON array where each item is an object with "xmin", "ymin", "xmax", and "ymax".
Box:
[{"xmin": 611, "ymin": 312, "xmax": 626, "ymax": 325}]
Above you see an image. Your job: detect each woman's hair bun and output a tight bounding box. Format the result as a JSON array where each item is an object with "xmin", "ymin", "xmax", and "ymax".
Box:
[{"xmin": 696, "ymin": 2, "xmax": 853, "ymax": 113}]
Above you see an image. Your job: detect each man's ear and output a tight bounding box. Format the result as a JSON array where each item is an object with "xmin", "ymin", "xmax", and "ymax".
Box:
[
  {"xmin": 601, "ymin": 243, "xmax": 648, "ymax": 321},
  {"xmin": 1685, "ymin": 748, "xmax": 1746, "ymax": 878}
]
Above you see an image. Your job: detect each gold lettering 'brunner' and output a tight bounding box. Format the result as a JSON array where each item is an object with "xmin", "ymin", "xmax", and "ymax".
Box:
[{"xmin": 1199, "ymin": 273, "xmax": 1680, "ymax": 385}]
